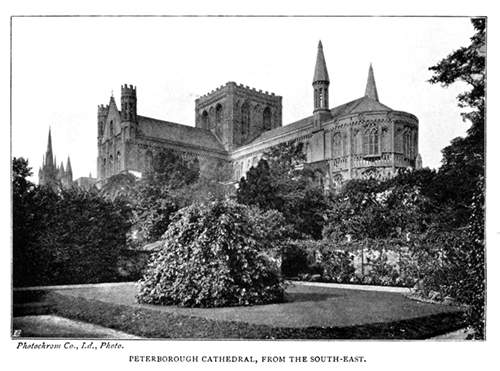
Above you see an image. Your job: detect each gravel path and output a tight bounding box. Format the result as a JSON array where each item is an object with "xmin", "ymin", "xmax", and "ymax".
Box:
[{"xmin": 13, "ymin": 315, "xmax": 142, "ymax": 339}]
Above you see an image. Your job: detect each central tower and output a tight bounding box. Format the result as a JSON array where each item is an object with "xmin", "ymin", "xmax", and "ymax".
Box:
[{"xmin": 195, "ymin": 82, "xmax": 282, "ymax": 151}]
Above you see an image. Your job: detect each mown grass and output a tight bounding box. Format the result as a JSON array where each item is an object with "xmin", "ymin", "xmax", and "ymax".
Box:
[{"xmin": 35, "ymin": 283, "xmax": 467, "ymax": 339}]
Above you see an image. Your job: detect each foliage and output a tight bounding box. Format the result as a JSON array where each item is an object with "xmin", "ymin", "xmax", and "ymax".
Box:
[
  {"xmin": 426, "ymin": 18, "xmax": 485, "ymax": 338},
  {"xmin": 323, "ymin": 179, "xmax": 389, "ymax": 241},
  {"xmin": 133, "ymin": 149, "xmax": 200, "ymax": 243},
  {"xmin": 13, "ymin": 158, "xmax": 133, "ymax": 286},
  {"xmin": 173, "ymin": 159, "xmax": 234, "ymax": 206},
  {"xmin": 428, "ymin": 18, "xmax": 485, "ymax": 118},
  {"xmin": 429, "ymin": 18, "xmax": 485, "ymax": 227},
  {"xmin": 282, "ymin": 239, "xmax": 420, "ymax": 288},
  {"xmin": 137, "ymin": 200, "xmax": 285, "ymax": 307},
  {"xmin": 13, "ymin": 157, "xmax": 38, "ymax": 282},
  {"xmin": 99, "ymin": 172, "xmax": 138, "ymax": 203},
  {"xmin": 409, "ymin": 178, "xmax": 485, "ymax": 338},
  {"xmin": 12, "ymin": 157, "xmax": 35, "ymax": 196},
  {"xmin": 465, "ymin": 176, "xmax": 485, "ymax": 338},
  {"xmin": 237, "ymin": 142, "xmax": 327, "ymax": 239},
  {"xmin": 282, "ymin": 240, "xmax": 355, "ymax": 284}
]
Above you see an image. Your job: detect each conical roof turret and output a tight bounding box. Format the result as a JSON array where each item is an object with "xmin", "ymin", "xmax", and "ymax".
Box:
[
  {"xmin": 313, "ymin": 40, "xmax": 330, "ymax": 83},
  {"xmin": 365, "ymin": 63, "xmax": 379, "ymax": 101}
]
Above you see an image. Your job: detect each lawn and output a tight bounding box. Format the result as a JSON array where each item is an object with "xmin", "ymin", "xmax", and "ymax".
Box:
[{"xmin": 25, "ymin": 282, "xmax": 466, "ymax": 339}]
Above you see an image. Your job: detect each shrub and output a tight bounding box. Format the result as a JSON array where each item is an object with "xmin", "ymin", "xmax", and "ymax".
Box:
[
  {"xmin": 281, "ymin": 240, "xmax": 355, "ymax": 283},
  {"xmin": 137, "ymin": 200, "xmax": 286, "ymax": 308},
  {"xmin": 281, "ymin": 242, "xmax": 310, "ymax": 277},
  {"xmin": 320, "ymin": 247, "xmax": 355, "ymax": 283},
  {"xmin": 13, "ymin": 181, "xmax": 132, "ymax": 286},
  {"xmin": 281, "ymin": 238, "xmax": 420, "ymax": 287}
]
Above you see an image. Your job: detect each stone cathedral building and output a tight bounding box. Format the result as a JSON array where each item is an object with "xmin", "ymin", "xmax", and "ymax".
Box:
[
  {"xmin": 96, "ymin": 41, "xmax": 421, "ymax": 188},
  {"xmin": 38, "ymin": 128, "xmax": 74, "ymax": 189}
]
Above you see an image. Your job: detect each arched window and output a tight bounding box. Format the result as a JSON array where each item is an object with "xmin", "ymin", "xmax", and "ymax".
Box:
[
  {"xmin": 201, "ymin": 110, "xmax": 209, "ymax": 129},
  {"xmin": 209, "ymin": 107, "xmax": 215, "ymax": 130},
  {"xmin": 241, "ymin": 102, "xmax": 250, "ymax": 139},
  {"xmin": 403, "ymin": 130, "xmax": 412, "ymax": 158},
  {"xmin": 305, "ymin": 142, "xmax": 312, "ymax": 162},
  {"xmin": 102, "ymin": 158, "xmax": 107, "ymax": 177},
  {"xmin": 215, "ymin": 104, "xmax": 223, "ymax": 125},
  {"xmin": 117, "ymin": 151, "xmax": 121, "ymax": 171},
  {"xmin": 215, "ymin": 104, "xmax": 223, "ymax": 137},
  {"xmin": 145, "ymin": 150, "xmax": 153, "ymax": 170},
  {"xmin": 109, "ymin": 121, "xmax": 114, "ymax": 137},
  {"xmin": 109, "ymin": 155, "xmax": 113, "ymax": 175},
  {"xmin": 363, "ymin": 128, "xmax": 379, "ymax": 156},
  {"xmin": 332, "ymin": 132, "xmax": 342, "ymax": 158},
  {"xmin": 342, "ymin": 132, "xmax": 348, "ymax": 156},
  {"xmin": 98, "ymin": 121, "xmax": 104, "ymax": 136},
  {"xmin": 263, "ymin": 107, "xmax": 272, "ymax": 131},
  {"xmin": 395, "ymin": 128, "xmax": 403, "ymax": 153},
  {"xmin": 381, "ymin": 127, "xmax": 389, "ymax": 152},
  {"xmin": 352, "ymin": 130, "xmax": 361, "ymax": 155}
]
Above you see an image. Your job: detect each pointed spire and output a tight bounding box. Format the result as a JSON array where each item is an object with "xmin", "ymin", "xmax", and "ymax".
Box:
[
  {"xmin": 365, "ymin": 63, "xmax": 379, "ymax": 101},
  {"xmin": 66, "ymin": 156, "xmax": 73, "ymax": 182},
  {"xmin": 109, "ymin": 94, "xmax": 117, "ymax": 109},
  {"xmin": 45, "ymin": 127, "xmax": 54, "ymax": 168},
  {"xmin": 66, "ymin": 156, "xmax": 72, "ymax": 174},
  {"xmin": 313, "ymin": 40, "xmax": 329, "ymax": 83}
]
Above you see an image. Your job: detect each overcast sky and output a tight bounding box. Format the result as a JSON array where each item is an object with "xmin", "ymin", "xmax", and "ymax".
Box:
[{"xmin": 11, "ymin": 16, "xmax": 476, "ymax": 181}]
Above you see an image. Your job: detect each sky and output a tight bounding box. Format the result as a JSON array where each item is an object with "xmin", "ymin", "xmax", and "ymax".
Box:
[{"xmin": 11, "ymin": 16, "xmax": 476, "ymax": 181}]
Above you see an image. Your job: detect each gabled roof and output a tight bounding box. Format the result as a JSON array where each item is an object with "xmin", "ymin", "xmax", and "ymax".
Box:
[{"xmin": 137, "ymin": 115, "xmax": 226, "ymax": 152}]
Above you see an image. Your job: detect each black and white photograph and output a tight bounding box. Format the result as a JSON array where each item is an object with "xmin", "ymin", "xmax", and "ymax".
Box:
[{"xmin": 4, "ymin": 2, "xmax": 498, "ymax": 370}]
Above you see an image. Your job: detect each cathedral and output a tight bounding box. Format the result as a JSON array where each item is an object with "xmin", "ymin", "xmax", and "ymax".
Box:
[
  {"xmin": 96, "ymin": 41, "xmax": 421, "ymax": 188},
  {"xmin": 38, "ymin": 128, "xmax": 74, "ymax": 188},
  {"xmin": 38, "ymin": 128, "xmax": 97, "ymax": 189}
]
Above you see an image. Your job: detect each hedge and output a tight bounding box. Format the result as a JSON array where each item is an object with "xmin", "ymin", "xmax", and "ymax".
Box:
[
  {"xmin": 282, "ymin": 239, "xmax": 419, "ymax": 287},
  {"xmin": 13, "ymin": 186, "xmax": 132, "ymax": 286}
]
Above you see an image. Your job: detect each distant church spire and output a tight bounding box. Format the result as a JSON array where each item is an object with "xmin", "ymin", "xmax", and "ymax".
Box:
[
  {"xmin": 66, "ymin": 156, "xmax": 73, "ymax": 183},
  {"xmin": 66, "ymin": 156, "xmax": 73, "ymax": 175},
  {"xmin": 313, "ymin": 40, "xmax": 329, "ymax": 83},
  {"xmin": 45, "ymin": 127, "xmax": 54, "ymax": 168},
  {"xmin": 365, "ymin": 63, "xmax": 379, "ymax": 102}
]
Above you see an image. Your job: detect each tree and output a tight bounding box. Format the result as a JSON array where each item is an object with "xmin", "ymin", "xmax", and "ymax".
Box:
[
  {"xmin": 100, "ymin": 172, "xmax": 138, "ymax": 203},
  {"xmin": 237, "ymin": 159, "xmax": 276, "ymax": 210},
  {"xmin": 237, "ymin": 142, "xmax": 327, "ymax": 239},
  {"xmin": 427, "ymin": 18, "xmax": 485, "ymax": 338},
  {"xmin": 174, "ymin": 159, "xmax": 234, "ymax": 206},
  {"xmin": 429, "ymin": 18, "xmax": 485, "ymax": 226},
  {"xmin": 323, "ymin": 179, "xmax": 390, "ymax": 241},
  {"xmin": 13, "ymin": 157, "xmax": 38, "ymax": 284},
  {"xmin": 13, "ymin": 157, "xmax": 133, "ymax": 286},
  {"xmin": 134, "ymin": 149, "xmax": 200, "ymax": 243},
  {"xmin": 12, "ymin": 157, "xmax": 34, "ymax": 196}
]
